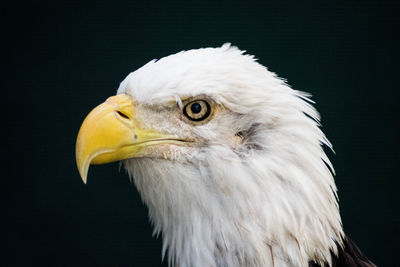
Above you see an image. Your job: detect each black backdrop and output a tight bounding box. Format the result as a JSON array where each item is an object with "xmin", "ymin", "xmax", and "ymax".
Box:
[{"xmin": 3, "ymin": 1, "xmax": 399, "ymax": 266}]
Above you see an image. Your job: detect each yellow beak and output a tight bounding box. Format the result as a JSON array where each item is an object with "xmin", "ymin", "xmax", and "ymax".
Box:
[{"xmin": 76, "ymin": 94, "xmax": 176, "ymax": 184}]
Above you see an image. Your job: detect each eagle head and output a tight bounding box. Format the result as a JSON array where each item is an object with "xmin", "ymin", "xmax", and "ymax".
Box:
[{"xmin": 76, "ymin": 44, "xmax": 344, "ymax": 266}]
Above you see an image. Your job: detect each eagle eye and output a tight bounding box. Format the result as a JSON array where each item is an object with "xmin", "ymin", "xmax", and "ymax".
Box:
[{"xmin": 183, "ymin": 100, "xmax": 211, "ymax": 122}]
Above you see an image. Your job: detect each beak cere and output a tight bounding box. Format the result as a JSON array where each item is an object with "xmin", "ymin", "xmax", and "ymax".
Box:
[{"xmin": 75, "ymin": 94, "xmax": 173, "ymax": 184}]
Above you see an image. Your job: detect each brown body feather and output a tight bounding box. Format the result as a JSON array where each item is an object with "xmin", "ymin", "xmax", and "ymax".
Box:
[{"xmin": 309, "ymin": 237, "xmax": 376, "ymax": 267}]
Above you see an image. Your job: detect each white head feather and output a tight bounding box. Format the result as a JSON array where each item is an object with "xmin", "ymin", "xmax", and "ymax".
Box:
[{"xmin": 117, "ymin": 44, "xmax": 343, "ymax": 267}]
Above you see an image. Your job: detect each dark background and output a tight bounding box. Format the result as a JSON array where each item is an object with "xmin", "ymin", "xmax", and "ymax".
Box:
[{"xmin": 3, "ymin": 0, "xmax": 399, "ymax": 266}]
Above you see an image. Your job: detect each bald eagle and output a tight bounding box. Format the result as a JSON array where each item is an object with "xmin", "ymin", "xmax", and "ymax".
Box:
[{"xmin": 76, "ymin": 44, "xmax": 375, "ymax": 267}]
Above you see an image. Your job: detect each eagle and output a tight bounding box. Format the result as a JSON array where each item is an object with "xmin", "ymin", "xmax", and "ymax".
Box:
[{"xmin": 76, "ymin": 44, "xmax": 375, "ymax": 267}]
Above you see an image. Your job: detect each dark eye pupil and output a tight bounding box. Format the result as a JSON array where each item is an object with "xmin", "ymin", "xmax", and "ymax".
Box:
[{"xmin": 190, "ymin": 103, "xmax": 202, "ymax": 114}]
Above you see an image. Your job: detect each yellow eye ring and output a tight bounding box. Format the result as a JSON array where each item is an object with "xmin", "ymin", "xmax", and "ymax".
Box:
[{"xmin": 183, "ymin": 100, "xmax": 211, "ymax": 121}]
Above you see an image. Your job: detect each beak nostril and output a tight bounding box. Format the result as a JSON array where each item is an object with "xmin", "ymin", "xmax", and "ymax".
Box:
[{"xmin": 116, "ymin": 111, "xmax": 130, "ymax": 119}]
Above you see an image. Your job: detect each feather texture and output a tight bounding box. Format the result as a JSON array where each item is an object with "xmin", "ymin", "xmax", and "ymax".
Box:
[{"xmin": 309, "ymin": 237, "xmax": 376, "ymax": 267}]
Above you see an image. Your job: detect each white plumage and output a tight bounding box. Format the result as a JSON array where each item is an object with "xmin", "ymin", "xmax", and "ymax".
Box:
[{"xmin": 116, "ymin": 44, "xmax": 343, "ymax": 267}]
